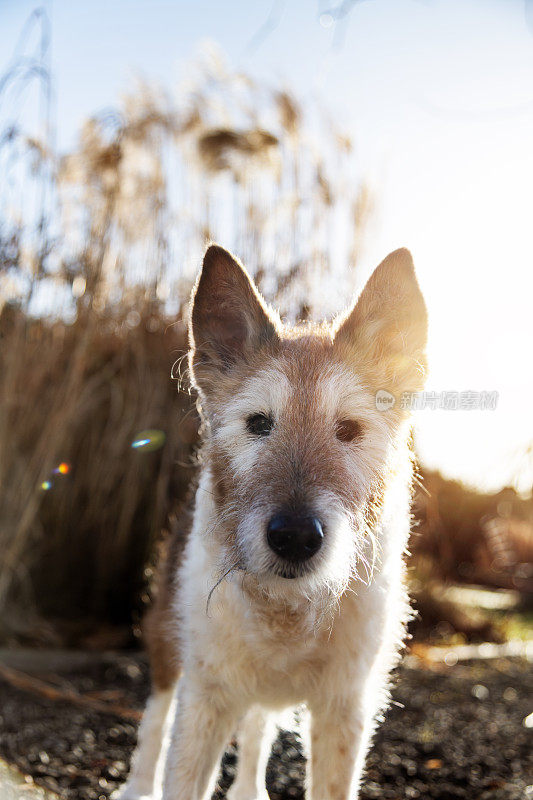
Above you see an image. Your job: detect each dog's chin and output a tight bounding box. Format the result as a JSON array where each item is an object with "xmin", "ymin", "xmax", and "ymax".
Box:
[
  {"xmin": 263, "ymin": 561, "xmax": 334, "ymax": 593},
  {"xmin": 242, "ymin": 561, "xmax": 318, "ymax": 590}
]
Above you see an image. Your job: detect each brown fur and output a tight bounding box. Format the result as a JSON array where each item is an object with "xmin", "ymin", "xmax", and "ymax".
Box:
[{"xmin": 143, "ymin": 510, "xmax": 191, "ymax": 691}]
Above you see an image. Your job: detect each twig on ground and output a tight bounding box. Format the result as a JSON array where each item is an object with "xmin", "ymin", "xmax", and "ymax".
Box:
[{"xmin": 0, "ymin": 662, "xmax": 142, "ymax": 722}]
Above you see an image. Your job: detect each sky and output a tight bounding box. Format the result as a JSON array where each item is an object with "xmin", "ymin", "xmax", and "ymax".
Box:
[{"xmin": 1, "ymin": 0, "xmax": 533, "ymax": 493}]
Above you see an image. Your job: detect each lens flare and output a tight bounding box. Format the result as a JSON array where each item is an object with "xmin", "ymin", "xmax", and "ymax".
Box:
[
  {"xmin": 41, "ymin": 480, "xmax": 52, "ymax": 491},
  {"xmin": 131, "ymin": 429, "xmax": 166, "ymax": 453},
  {"xmin": 53, "ymin": 462, "xmax": 70, "ymax": 475}
]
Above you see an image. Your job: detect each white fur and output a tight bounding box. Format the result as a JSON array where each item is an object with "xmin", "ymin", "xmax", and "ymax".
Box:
[{"xmin": 226, "ymin": 707, "xmax": 275, "ymax": 800}]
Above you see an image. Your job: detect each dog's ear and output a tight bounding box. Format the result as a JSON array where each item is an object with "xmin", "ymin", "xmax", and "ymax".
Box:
[
  {"xmin": 189, "ymin": 245, "xmax": 278, "ymax": 392},
  {"xmin": 334, "ymin": 248, "xmax": 428, "ymax": 395}
]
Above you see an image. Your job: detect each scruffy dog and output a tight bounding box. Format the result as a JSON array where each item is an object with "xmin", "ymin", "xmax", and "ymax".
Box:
[{"xmin": 115, "ymin": 244, "xmax": 428, "ymax": 800}]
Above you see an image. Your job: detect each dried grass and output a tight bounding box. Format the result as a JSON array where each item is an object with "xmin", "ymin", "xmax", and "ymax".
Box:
[{"xmin": 0, "ymin": 303, "xmax": 197, "ymax": 643}]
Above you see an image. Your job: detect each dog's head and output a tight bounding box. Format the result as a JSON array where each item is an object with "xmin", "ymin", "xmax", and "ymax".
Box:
[{"xmin": 189, "ymin": 245, "xmax": 427, "ymax": 597}]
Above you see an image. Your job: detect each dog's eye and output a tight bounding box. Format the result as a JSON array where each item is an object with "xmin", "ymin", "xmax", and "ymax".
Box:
[
  {"xmin": 246, "ymin": 413, "xmax": 274, "ymax": 437},
  {"xmin": 336, "ymin": 419, "xmax": 363, "ymax": 443}
]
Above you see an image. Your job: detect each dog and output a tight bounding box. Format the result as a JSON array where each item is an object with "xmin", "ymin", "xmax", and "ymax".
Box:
[{"xmin": 114, "ymin": 243, "xmax": 428, "ymax": 800}]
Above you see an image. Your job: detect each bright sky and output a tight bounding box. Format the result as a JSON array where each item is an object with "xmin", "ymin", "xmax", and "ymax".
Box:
[{"xmin": 2, "ymin": 0, "xmax": 533, "ymax": 493}]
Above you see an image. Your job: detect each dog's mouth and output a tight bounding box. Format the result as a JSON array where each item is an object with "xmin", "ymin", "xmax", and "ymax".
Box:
[
  {"xmin": 276, "ymin": 568, "xmax": 299, "ymax": 580},
  {"xmin": 272, "ymin": 562, "xmax": 313, "ymax": 580}
]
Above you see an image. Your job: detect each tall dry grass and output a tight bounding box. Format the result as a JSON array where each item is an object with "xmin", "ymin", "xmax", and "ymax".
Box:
[
  {"xmin": 0, "ymin": 44, "xmax": 371, "ymax": 643},
  {"xmin": 0, "ymin": 302, "xmax": 196, "ymax": 643}
]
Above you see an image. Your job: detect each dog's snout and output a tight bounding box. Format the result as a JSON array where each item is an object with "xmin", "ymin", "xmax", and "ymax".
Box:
[{"xmin": 266, "ymin": 513, "xmax": 324, "ymax": 563}]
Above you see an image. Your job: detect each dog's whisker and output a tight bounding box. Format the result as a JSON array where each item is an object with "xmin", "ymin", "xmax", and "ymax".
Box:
[{"xmin": 205, "ymin": 560, "xmax": 244, "ymax": 617}]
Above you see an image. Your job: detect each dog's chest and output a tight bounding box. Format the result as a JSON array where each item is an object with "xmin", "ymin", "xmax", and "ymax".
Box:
[{"xmin": 214, "ymin": 591, "xmax": 332, "ymax": 704}]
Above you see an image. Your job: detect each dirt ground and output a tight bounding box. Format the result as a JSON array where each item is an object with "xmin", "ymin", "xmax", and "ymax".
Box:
[{"xmin": 0, "ymin": 652, "xmax": 531, "ymax": 800}]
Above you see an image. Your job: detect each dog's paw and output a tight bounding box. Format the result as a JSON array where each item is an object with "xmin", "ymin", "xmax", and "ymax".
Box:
[
  {"xmin": 110, "ymin": 785, "xmax": 153, "ymax": 800},
  {"xmin": 226, "ymin": 788, "xmax": 269, "ymax": 800}
]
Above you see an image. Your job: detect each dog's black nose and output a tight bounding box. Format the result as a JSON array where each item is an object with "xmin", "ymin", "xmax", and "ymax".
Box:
[{"xmin": 267, "ymin": 514, "xmax": 324, "ymax": 562}]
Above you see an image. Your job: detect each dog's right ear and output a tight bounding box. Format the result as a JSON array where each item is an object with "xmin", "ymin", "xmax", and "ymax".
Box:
[
  {"xmin": 189, "ymin": 245, "xmax": 278, "ymax": 393},
  {"xmin": 334, "ymin": 248, "xmax": 428, "ymax": 396}
]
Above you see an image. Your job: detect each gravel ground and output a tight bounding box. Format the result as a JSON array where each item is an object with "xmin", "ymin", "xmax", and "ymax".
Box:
[{"xmin": 0, "ymin": 653, "xmax": 531, "ymax": 800}]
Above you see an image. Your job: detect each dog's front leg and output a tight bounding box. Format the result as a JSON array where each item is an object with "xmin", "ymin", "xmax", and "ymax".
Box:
[
  {"xmin": 227, "ymin": 705, "xmax": 274, "ymax": 800},
  {"xmin": 307, "ymin": 694, "xmax": 374, "ymax": 800},
  {"xmin": 162, "ymin": 676, "xmax": 240, "ymax": 800}
]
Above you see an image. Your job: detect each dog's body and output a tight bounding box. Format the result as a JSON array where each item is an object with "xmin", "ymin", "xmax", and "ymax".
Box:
[{"xmin": 115, "ymin": 245, "xmax": 428, "ymax": 800}]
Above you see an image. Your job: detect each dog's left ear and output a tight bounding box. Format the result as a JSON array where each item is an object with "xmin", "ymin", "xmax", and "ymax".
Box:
[
  {"xmin": 334, "ymin": 248, "xmax": 428, "ymax": 394},
  {"xmin": 189, "ymin": 245, "xmax": 278, "ymax": 393}
]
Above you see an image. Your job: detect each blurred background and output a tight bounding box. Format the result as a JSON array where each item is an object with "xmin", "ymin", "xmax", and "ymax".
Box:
[{"xmin": 0, "ymin": 2, "xmax": 532, "ymax": 799}]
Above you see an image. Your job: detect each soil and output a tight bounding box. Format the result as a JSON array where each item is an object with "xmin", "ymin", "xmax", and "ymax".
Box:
[{"xmin": 0, "ymin": 653, "xmax": 530, "ymax": 800}]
